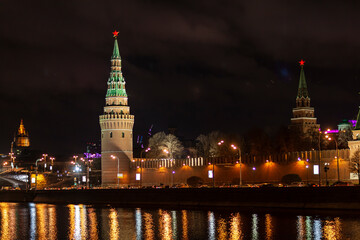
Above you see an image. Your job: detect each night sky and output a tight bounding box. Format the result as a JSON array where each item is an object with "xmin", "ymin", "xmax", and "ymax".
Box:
[{"xmin": 1, "ymin": 1, "xmax": 359, "ymax": 155}]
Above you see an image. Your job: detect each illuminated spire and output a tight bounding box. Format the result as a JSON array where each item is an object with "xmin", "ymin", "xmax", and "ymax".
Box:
[
  {"xmin": 106, "ymin": 32, "xmax": 127, "ymax": 98},
  {"xmin": 297, "ymin": 59, "xmax": 309, "ymax": 99},
  {"xmin": 18, "ymin": 119, "xmax": 26, "ymax": 135}
]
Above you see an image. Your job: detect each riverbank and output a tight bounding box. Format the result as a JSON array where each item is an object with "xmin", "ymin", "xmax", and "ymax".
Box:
[{"xmin": 0, "ymin": 187, "xmax": 360, "ymax": 209}]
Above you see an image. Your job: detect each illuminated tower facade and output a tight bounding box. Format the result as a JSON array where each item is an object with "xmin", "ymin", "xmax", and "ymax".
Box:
[
  {"xmin": 12, "ymin": 119, "xmax": 30, "ymax": 155},
  {"xmin": 99, "ymin": 31, "xmax": 134, "ymax": 185},
  {"xmin": 289, "ymin": 60, "xmax": 320, "ymax": 136}
]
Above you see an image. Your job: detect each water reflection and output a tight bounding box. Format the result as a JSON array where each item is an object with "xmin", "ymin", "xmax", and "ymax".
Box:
[
  {"xmin": 0, "ymin": 202, "xmax": 357, "ymax": 239},
  {"xmin": 159, "ymin": 209, "xmax": 172, "ymax": 240},
  {"xmin": 181, "ymin": 210, "xmax": 188, "ymax": 240},
  {"xmin": 109, "ymin": 208, "xmax": 119, "ymax": 240},
  {"xmin": 143, "ymin": 212, "xmax": 154, "ymax": 240},
  {"xmin": 0, "ymin": 202, "xmax": 16, "ymax": 240},
  {"xmin": 265, "ymin": 214, "xmax": 272, "ymax": 240},
  {"xmin": 230, "ymin": 213, "xmax": 242, "ymax": 240},
  {"xmin": 208, "ymin": 211, "xmax": 216, "ymax": 240},
  {"xmin": 252, "ymin": 213, "xmax": 259, "ymax": 240}
]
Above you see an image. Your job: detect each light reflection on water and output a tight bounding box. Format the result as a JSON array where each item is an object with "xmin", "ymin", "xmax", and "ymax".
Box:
[{"xmin": 0, "ymin": 202, "xmax": 360, "ymax": 239}]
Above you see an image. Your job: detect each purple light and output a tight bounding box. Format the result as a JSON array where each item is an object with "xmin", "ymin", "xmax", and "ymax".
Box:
[
  {"xmin": 349, "ymin": 120, "xmax": 357, "ymax": 127},
  {"xmin": 326, "ymin": 129, "xmax": 338, "ymax": 133},
  {"xmin": 84, "ymin": 153, "xmax": 101, "ymax": 158}
]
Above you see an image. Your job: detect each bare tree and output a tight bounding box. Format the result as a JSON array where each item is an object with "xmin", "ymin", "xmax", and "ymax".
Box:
[
  {"xmin": 162, "ymin": 134, "xmax": 184, "ymax": 159},
  {"xmin": 147, "ymin": 132, "xmax": 166, "ymax": 158},
  {"xmin": 338, "ymin": 129, "xmax": 353, "ymax": 149},
  {"xmin": 196, "ymin": 131, "xmax": 223, "ymax": 157},
  {"xmin": 147, "ymin": 132, "xmax": 184, "ymax": 159},
  {"xmin": 350, "ymin": 149, "xmax": 360, "ymax": 185}
]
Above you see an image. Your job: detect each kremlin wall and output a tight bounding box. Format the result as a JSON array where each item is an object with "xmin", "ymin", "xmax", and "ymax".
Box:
[{"xmin": 99, "ymin": 33, "xmax": 360, "ymax": 187}]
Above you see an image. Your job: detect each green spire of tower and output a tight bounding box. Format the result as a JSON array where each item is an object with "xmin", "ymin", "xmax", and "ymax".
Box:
[
  {"xmin": 297, "ymin": 60, "xmax": 309, "ymax": 98},
  {"xmin": 106, "ymin": 31, "xmax": 127, "ymax": 98},
  {"xmin": 356, "ymin": 107, "xmax": 360, "ymax": 130},
  {"xmin": 112, "ymin": 38, "xmax": 120, "ymax": 59}
]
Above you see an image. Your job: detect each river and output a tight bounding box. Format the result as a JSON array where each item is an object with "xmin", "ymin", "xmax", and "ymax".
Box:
[{"xmin": 0, "ymin": 202, "xmax": 359, "ymax": 239}]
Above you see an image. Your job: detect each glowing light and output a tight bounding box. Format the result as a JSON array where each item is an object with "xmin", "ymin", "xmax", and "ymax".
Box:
[
  {"xmin": 252, "ymin": 167, "xmax": 256, "ymax": 171},
  {"xmin": 299, "ymin": 59, "xmax": 305, "ymax": 66},
  {"xmin": 313, "ymin": 165, "xmax": 319, "ymax": 175},
  {"xmin": 112, "ymin": 30, "xmax": 119, "ymax": 38},
  {"xmin": 136, "ymin": 173, "xmax": 141, "ymax": 180},
  {"xmin": 208, "ymin": 170, "xmax": 213, "ymax": 179}
]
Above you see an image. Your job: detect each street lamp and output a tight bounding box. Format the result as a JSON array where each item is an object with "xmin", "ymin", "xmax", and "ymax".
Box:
[
  {"xmin": 35, "ymin": 158, "xmax": 43, "ymax": 190},
  {"xmin": 43, "ymin": 154, "xmax": 48, "ymax": 171},
  {"xmin": 111, "ymin": 155, "xmax": 120, "ymax": 188},
  {"xmin": 49, "ymin": 157, "xmax": 55, "ymax": 172},
  {"xmin": 231, "ymin": 144, "xmax": 242, "ymax": 187},
  {"xmin": 324, "ymin": 163, "xmax": 330, "ymax": 186},
  {"xmin": 9, "ymin": 153, "xmax": 15, "ymax": 171},
  {"xmin": 326, "ymin": 135, "xmax": 340, "ymax": 182}
]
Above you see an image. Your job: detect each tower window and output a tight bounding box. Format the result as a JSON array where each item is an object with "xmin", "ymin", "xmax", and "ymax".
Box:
[
  {"xmin": 110, "ymin": 132, "xmax": 113, "ymax": 138},
  {"xmin": 122, "ymin": 132, "xmax": 125, "ymax": 138}
]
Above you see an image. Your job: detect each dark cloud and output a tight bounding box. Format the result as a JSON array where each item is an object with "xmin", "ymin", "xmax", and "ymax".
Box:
[{"xmin": 0, "ymin": 1, "xmax": 359, "ymax": 154}]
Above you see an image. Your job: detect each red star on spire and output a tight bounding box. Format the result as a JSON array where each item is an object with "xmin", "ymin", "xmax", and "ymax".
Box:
[
  {"xmin": 299, "ymin": 59, "xmax": 305, "ymax": 66},
  {"xmin": 112, "ymin": 30, "xmax": 119, "ymax": 38}
]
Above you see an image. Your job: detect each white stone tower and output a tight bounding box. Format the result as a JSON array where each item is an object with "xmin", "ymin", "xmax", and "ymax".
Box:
[{"xmin": 99, "ymin": 31, "xmax": 134, "ymax": 185}]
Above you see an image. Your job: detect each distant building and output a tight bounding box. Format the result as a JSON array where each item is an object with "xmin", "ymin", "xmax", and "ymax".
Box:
[
  {"xmin": 338, "ymin": 119, "xmax": 353, "ymax": 131},
  {"xmin": 99, "ymin": 32, "xmax": 134, "ymax": 185},
  {"xmin": 289, "ymin": 60, "xmax": 320, "ymax": 137},
  {"xmin": 12, "ymin": 119, "xmax": 30, "ymax": 156}
]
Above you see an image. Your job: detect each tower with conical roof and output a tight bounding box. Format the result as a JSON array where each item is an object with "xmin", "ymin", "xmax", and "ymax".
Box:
[
  {"xmin": 289, "ymin": 60, "xmax": 320, "ymax": 136},
  {"xmin": 99, "ymin": 31, "xmax": 134, "ymax": 185},
  {"xmin": 12, "ymin": 119, "xmax": 30, "ymax": 155}
]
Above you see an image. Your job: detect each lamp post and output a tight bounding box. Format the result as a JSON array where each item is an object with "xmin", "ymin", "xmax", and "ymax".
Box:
[
  {"xmin": 73, "ymin": 155, "xmax": 79, "ymax": 186},
  {"xmin": 140, "ymin": 148, "xmax": 150, "ymax": 187},
  {"xmin": 326, "ymin": 135, "xmax": 340, "ymax": 182},
  {"xmin": 35, "ymin": 158, "xmax": 42, "ymax": 190},
  {"xmin": 231, "ymin": 144, "xmax": 242, "ymax": 187},
  {"xmin": 9, "ymin": 153, "xmax": 15, "ymax": 171},
  {"xmin": 318, "ymin": 131, "xmax": 322, "ymax": 186},
  {"xmin": 324, "ymin": 163, "xmax": 330, "ymax": 186},
  {"xmin": 42, "ymin": 154, "xmax": 48, "ymax": 171},
  {"xmin": 49, "ymin": 157, "xmax": 55, "ymax": 172},
  {"xmin": 111, "ymin": 155, "xmax": 120, "ymax": 188}
]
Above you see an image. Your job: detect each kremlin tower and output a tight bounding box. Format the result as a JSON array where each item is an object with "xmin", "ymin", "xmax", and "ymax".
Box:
[
  {"xmin": 99, "ymin": 31, "xmax": 134, "ymax": 185},
  {"xmin": 289, "ymin": 60, "xmax": 320, "ymax": 137}
]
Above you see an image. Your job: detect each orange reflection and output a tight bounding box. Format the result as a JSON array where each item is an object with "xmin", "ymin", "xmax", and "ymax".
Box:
[
  {"xmin": 265, "ymin": 214, "xmax": 272, "ymax": 240},
  {"xmin": 159, "ymin": 209, "xmax": 172, "ymax": 240},
  {"xmin": 230, "ymin": 213, "xmax": 242, "ymax": 240},
  {"xmin": 143, "ymin": 212, "xmax": 154, "ymax": 240},
  {"xmin": 88, "ymin": 208, "xmax": 99, "ymax": 240},
  {"xmin": 182, "ymin": 210, "xmax": 188, "ymax": 240},
  {"xmin": 0, "ymin": 202, "xmax": 16, "ymax": 240},
  {"xmin": 68, "ymin": 204, "xmax": 75, "ymax": 240},
  {"xmin": 217, "ymin": 218, "xmax": 228, "ymax": 240},
  {"xmin": 323, "ymin": 218, "xmax": 342, "ymax": 240},
  {"xmin": 36, "ymin": 204, "xmax": 48, "ymax": 240},
  {"xmin": 109, "ymin": 209, "xmax": 119, "ymax": 240},
  {"xmin": 48, "ymin": 206, "xmax": 57, "ymax": 240},
  {"xmin": 80, "ymin": 205, "xmax": 87, "ymax": 239}
]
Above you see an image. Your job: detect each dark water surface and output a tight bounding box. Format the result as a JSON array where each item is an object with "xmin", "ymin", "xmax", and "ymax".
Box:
[{"xmin": 0, "ymin": 202, "xmax": 359, "ymax": 239}]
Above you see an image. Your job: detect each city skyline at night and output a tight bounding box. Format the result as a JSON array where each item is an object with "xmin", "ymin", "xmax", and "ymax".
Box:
[{"xmin": 1, "ymin": 1, "xmax": 359, "ymax": 155}]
